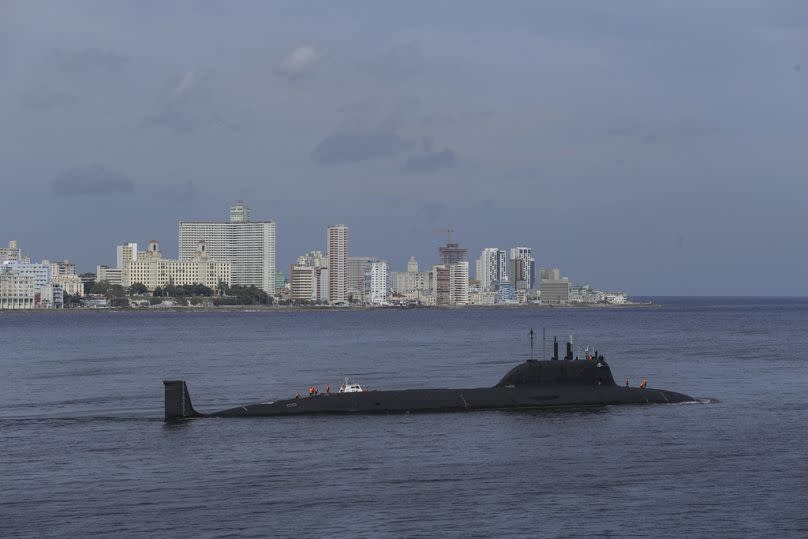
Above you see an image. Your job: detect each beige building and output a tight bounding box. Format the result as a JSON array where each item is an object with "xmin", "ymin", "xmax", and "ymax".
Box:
[
  {"xmin": 52, "ymin": 274, "xmax": 84, "ymax": 296},
  {"xmin": 124, "ymin": 241, "xmax": 231, "ymax": 291},
  {"xmin": 290, "ymin": 265, "xmax": 317, "ymax": 303},
  {"xmin": 96, "ymin": 265, "xmax": 123, "ymax": 285},
  {"xmin": 0, "ymin": 264, "xmax": 36, "ymax": 309},
  {"xmin": 327, "ymin": 225, "xmax": 349, "ymax": 304}
]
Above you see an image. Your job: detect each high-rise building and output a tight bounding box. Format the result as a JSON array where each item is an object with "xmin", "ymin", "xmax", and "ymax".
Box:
[
  {"xmin": 0, "ymin": 240, "xmax": 28, "ymax": 264},
  {"xmin": 348, "ymin": 256, "xmax": 379, "ymax": 301},
  {"xmin": 364, "ymin": 261, "xmax": 390, "ymax": 305},
  {"xmin": 327, "ymin": 225, "xmax": 349, "ymax": 304},
  {"xmin": 439, "ymin": 242, "xmax": 468, "ymax": 266},
  {"xmin": 179, "ymin": 203, "xmax": 276, "ymax": 294},
  {"xmin": 407, "ymin": 256, "xmax": 419, "ymax": 273},
  {"xmin": 449, "ymin": 261, "xmax": 469, "ymax": 305},
  {"xmin": 96, "ymin": 265, "xmax": 122, "ymax": 285},
  {"xmin": 0, "ymin": 263, "xmax": 36, "ymax": 309},
  {"xmin": 432, "ymin": 265, "xmax": 451, "ymax": 306},
  {"xmin": 509, "ymin": 247, "xmax": 535, "ymax": 290},
  {"xmin": 116, "ymin": 243, "xmax": 138, "ymax": 269},
  {"xmin": 476, "ymin": 248, "xmax": 506, "ymax": 291}
]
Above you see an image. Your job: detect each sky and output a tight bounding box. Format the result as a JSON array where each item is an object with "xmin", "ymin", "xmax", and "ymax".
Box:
[{"xmin": 1, "ymin": 1, "xmax": 806, "ymax": 295}]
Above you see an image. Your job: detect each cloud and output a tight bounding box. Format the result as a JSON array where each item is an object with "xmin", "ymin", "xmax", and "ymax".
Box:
[
  {"xmin": 51, "ymin": 165, "xmax": 135, "ymax": 197},
  {"xmin": 52, "ymin": 49, "xmax": 129, "ymax": 74},
  {"xmin": 142, "ymin": 69, "xmax": 239, "ymax": 134},
  {"xmin": 275, "ymin": 46, "xmax": 323, "ymax": 80},
  {"xmin": 311, "ymin": 131, "xmax": 412, "ymax": 165},
  {"xmin": 20, "ymin": 88, "xmax": 77, "ymax": 111},
  {"xmin": 403, "ymin": 148, "xmax": 457, "ymax": 173}
]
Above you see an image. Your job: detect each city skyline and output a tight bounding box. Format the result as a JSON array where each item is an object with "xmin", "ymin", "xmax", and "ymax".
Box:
[{"xmin": 3, "ymin": 3, "xmax": 807, "ymax": 296}]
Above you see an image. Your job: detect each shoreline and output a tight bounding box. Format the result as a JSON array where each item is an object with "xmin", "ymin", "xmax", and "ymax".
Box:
[{"xmin": 1, "ymin": 301, "xmax": 657, "ymax": 314}]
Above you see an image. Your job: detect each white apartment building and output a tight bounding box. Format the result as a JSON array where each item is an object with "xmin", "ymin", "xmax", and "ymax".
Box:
[
  {"xmin": 365, "ymin": 261, "xmax": 389, "ymax": 305},
  {"xmin": 327, "ymin": 225, "xmax": 349, "ymax": 304},
  {"xmin": 5, "ymin": 261, "xmax": 51, "ymax": 291},
  {"xmin": 0, "ymin": 264, "xmax": 36, "ymax": 309},
  {"xmin": 39, "ymin": 283, "xmax": 64, "ymax": 308},
  {"xmin": 125, "ymin": 241, "xmax": 231, "ymax": 291},
  {"xmin": 0, "ymin": 240, "xmax": 27, "ymax": 263},
  {"xmin": 450, "ymin": 261, "xmax": 469, "ymax": 305},
  {"xmin": 178, "ymin": 203, "xmax": 276, "ymax": 294},
  {"xmin": 476, "ymin": 248, "xmax": 507, "ymax": 292}
]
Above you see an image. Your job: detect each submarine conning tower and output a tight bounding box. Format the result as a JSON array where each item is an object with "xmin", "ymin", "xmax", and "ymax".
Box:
[{"xmin": 495, "ymin": 353, "xmax": 616, "ymax": 388}]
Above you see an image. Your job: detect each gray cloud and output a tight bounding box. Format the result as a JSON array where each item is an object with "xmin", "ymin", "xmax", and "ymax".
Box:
[
  {"xmin": 20, "ymin": 88, "xmax": 77, "ymax": 111},
  {"xmin": 51, "ymin": 49, "xmax": 129, "ymax": 74},
  {"xmin": 51, "ymin": 165, "xmax": 135, "ymax": 197},
  {"xmin": 403, "ymin": 148, "xmax": 457, "ymax": 173},
  {"xmin": 142, "ymin": 69, "xmax": 238, "ymax": 134},
  {"xmin": 312, "ymin": 131, "xmax": 412, "ymax": 165}
]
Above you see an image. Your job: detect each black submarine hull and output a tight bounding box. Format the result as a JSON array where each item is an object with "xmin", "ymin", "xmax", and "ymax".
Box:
[{"xmin": 164, "ymin": 381, "xmax": 694, "ymax": 420}]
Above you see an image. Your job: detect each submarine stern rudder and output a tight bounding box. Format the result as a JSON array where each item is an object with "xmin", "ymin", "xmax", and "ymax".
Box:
[{"xmin": 163, "ymin": 380, "xmax": 203, "ymax": 421}]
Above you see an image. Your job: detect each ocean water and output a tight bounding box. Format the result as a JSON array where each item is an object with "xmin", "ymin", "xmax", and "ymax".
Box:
[{"xmin": 1, "ymin": 298, "xmax": 807, "ymax": 537}]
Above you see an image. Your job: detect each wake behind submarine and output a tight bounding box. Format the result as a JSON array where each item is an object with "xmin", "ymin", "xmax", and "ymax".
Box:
[{"xmin": 163, "ymin": 336, "xmax": 695, "ymax": 421}]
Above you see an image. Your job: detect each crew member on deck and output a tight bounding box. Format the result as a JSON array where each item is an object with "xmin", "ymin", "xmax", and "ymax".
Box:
[
  {"xmin": 640, "ymin": 378, "xmax": 648, "ymax": 389},
  {"xmin": 625, "ymin": 377, "xmax": 630, "ymax": 387}
]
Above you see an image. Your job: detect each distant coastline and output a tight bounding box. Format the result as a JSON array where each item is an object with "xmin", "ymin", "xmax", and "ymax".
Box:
[{"xmin": 0, "ymin": 301, "xmax": 656, "ymax": 314}]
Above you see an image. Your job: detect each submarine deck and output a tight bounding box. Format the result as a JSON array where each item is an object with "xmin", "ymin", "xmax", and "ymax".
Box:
[{"xmin": 209, "ymin": 385, "xmax": 693, "ymax": 417}]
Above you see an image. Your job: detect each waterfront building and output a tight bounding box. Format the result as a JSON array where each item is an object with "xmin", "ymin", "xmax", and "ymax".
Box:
[
  {"xmin": 604, "ymin": 292, "xmax": 628, "ymax": 304},
  {"xmin": 476, "ymin": 248, "xmax": 506, "ymax": 291},
  {"xmin": 51, "ymin": 273, "xmax": 84, "ymax": 296},
  {"xmin": 116, "ymin": 243, "xmax": 138, "ymax": 269},
  {"xmin": 96, "ymin": 265, "xmax": 123, "ymax": 285},
  {"xmin": 125, "ymin": 240, "xmax": 231, "ymax": 291},
  {"xmin": 392, "ymin": 256, "xmax": 427, "ymax": 294},
  {"xmin": 327, "ymin": 225, "xmax": 349, "ymax": 304},
  {"xmin": 498, "ymin": 279, "xmax": 518, "ymax": 303},
  {"xmin": 348, "ymin": 256, "xmax": 379, "ymax": 301},
  {"xmin": 450, "ymin": 261, "xmax": 469, "ymax": 305},
  {"xmin": 540, "ymin": 267, "xmax": 570, "ymax": 305},
  {"xmin": 432, "ymin": 265, "xmax": 451, "ymax": 306},
  {"xmin": 5, "ymin": 261, "xmax": 51, "ymax": 291},
  {"xmin": 290, "ymin": 265, "xmax": 317, "ymax": 303},
  {"xmin": 469, "ymin": 290, "xmax": 498, "ymax": 305},
  {"xmin": 0, "ymin": 264, "xmax": 36, "ymax": 309},
  {"xmin": 179, "ymin": 203, "xmax": 276, "ymax": 294},
  {"xmin": 364, "ymin": 261, "xmax": 390, "ymax": 305},
  {"xmin": 0, "ymin": 240, "xmax": 30, "ymax": 264},
  {"xmin": 39, "ymin": 283, "xmax": 64, "ymax": 308},
  {"xmin": 509, "ymin": 247, "xmax": 535, "ymax": 290},
  {"xmin": 570, "ymin": 285, "xmax": 605, "ymax": 304}
]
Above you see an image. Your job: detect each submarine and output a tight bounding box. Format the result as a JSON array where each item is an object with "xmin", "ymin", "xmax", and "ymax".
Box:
[{"xmin": 163, "ymin": 337, "xmax": 695, "ymax": 421}]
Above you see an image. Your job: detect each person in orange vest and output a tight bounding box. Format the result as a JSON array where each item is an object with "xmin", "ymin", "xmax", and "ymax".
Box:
[{"xmin": 640, "ymin": 378, "xmax": 648, "ymax": 389}]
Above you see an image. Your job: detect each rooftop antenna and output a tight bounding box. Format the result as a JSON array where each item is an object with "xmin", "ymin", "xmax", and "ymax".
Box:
[
  {"xmin": 447, "ymin": 226, "xmax": 454, "ymax": 244},
  {"xmin": 529, "ymin": 328, "xmax": 535, "ymax": 360}
]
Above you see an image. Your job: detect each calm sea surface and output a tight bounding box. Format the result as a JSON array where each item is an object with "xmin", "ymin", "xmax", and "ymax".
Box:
[{"xmin": 1, "ymin": 298, "xmax": 807, "ymax": 537}]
